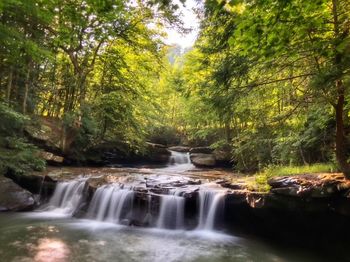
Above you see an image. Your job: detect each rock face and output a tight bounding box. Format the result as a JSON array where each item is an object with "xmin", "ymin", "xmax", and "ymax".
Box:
[
  {"xmin": 189, "ymin": 147, "xmax": 231, "ymax": 167},
  {"xmin": 24, "ymin": 117, "xmax": 68, "ymax": 155},
  {"xmin": 5, "ymin": 169, "xmax": 56, "ymax": 197},
  {"xmin": 213, "ymin": 148, "xmax": 231, "ymax": 166},
  {"xmin": 40, "ymin": 151, "xmax": 64, "ymax": 165},
  {"xmin": 189, "ymin": 147, "xmax": 213, "ymax": 154},
  {"xmin": 190, "ymin": 153, "xmax": 216, "ymax": 167},
  {"xmin": 0, "ymin": 176, "xmax": 35, "ymax": 211},
  {"xmin": 145, "ymin": 142, "xmax": 171, "ymax": 163},
  {"xmin": 267, "ymin": 173, "xmax": 350, "ymax": 198},
  {"xmin": 168, "ymin": 146, "xmax": 190, "ymax": 152}
]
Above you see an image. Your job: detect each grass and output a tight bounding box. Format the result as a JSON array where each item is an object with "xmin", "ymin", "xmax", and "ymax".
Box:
[{"xmin": 253, "ymin": 163, "xmax": 338, "ymax": 192}]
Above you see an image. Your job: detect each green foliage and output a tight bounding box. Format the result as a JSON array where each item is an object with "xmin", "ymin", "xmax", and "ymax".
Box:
[
  {"xmin": 0, "ymin": 102, "xmax": 28, "ymax": 135},
  {"xmin": 0, "ymin": 103, "xmax": 45, "ymax": 174},
  {"xmin": 0, "ymin": 137, "xmax": 45, "ymax": 174},
  {"xmin": 255, "ymin": 163, "xmax": 338, "ymax": 192}
]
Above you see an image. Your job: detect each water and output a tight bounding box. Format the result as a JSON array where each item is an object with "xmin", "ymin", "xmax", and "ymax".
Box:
[
  {"xmin": 0, "ymin": 213, "xmax": 324, "ymax": 262},
  {"xmin": 161, "ymin": 150, "xmax": 194, "ymax": 172},
  {"xmin": 37, "ymin": 179, "xmax": 87, "ymax": 216},
  {"xmin": 87, "ymin": 185, "xmax": 134, "ymax": 223},
  {"xmin": 197, "ymin": 190, "xmax": 225, "ymax": 230},
  {"xmin": 157, "ymin": 190, "xmax": 185, "ymax": 229},
  {"xmin": 0, "ymin": 155, "xmax": 334, "ymax": 261}
]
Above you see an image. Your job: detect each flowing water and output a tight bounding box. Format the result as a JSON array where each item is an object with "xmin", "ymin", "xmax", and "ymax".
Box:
[
  {"xmin": 0, "ymin": 151, "xmax": 330, "ymax": 261},
  {"xmin": 157, "ymin": 189, "xmax": 185, "ymax": 229}
]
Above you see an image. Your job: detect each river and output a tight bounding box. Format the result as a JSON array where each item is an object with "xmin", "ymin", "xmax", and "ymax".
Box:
[{"xmin": 0, "ymin": 151, "xmax": 330, "ymax": 262}]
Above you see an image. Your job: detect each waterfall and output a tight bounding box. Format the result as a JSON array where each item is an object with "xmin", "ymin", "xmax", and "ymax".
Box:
[
  {"xmin": 43, "ymin": 179, "xmax": 87, "ymax": 215},
  {"xmin": 164, "ymin": 151, "xmax": 194, "ymax": 172},
  {"xmin": 39, "ymin": 177, "xmax": 227, "ymax": 232},
  {"xmin": 197, "ymin": 190, "xmax": 225, "ymax": 230},
  {"xmin": 169, "ymin": 151, "xmax": 191, "ymax": 165},
  {"xmin": 87, "ymin": 185, "xmax": 134, "ymax": 223},
  {"xmin": 157, "ymin": 190, "xmax": 185, "ymax": 229}
]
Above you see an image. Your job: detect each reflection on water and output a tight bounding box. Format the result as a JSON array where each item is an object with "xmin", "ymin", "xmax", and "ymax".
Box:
[
  {"xmin": 0, "ymin": 213, "xmax": 324, "ymax": 262},
  {"xmin": 34, "ymin": 238, "xmax": 70, "ymax": 262}
]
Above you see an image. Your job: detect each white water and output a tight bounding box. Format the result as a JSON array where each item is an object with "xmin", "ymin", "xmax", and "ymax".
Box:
[
  {"xmin": 34, "ymin": 152, "xmax": 225, "ymax": 232},
  {"xmin": 197, "ymin": 190, "xmax": 225, "ymax": 230},
  {"xmin": 157, "ymin": 190, "xmax": 185, "ymax": 229},
  {"xmin": 39, "ymin": 179, "xmax": 87, "ymax": 216},
  {"xmin": 162, "ymin": 150, "xmax": 194, "ymax": 172},
  {"xmin": 87, "ymin": 185, "xmax": 134, "ymax": 223}
]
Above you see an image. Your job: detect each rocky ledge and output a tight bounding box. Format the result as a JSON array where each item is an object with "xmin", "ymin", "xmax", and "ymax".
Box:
[
  {"xmin": 2, "ymin": 168, "xmax": 350, "ymax": 245},
  {"xmin": 0, "ymin": 176, "xmax": 35, "ymax": 211}
]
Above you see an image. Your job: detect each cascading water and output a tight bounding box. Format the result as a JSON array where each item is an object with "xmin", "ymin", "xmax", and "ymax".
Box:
[
  {"xmin": 40, "ymin": 180, "xmax": 226, "ymax": 231},
  {"xmin": 41, "ymin": 179, "xmax": 87, "ymax": 215},
  {"xmin": 196, "ymin": 190, "xmax": 225, "ymax": 230},
  {"xmin": 87, "ymin": 184, "xmax": 134, "ymax": 223},
  {"xmin": 163, "ymin": 150, "xmax": 194, "ymax": 172},
  {"xmin": 169, "ymin": 151, "xmax": 191, "ymax": 165},
  {"xmin": 157, "ymin": 189, "xmax": 185, "ymax": 229}
]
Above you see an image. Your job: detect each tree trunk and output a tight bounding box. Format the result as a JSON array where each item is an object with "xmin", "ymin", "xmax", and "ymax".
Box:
[
  {"xmin": 331, "ymin": 0, "xmax": 350, "ymax": 178},
  {"xmin": 22, "ymin": 66, "xmax": 31, "ymax": 114},
  {"xmin": 334, "ymin": 80, "xmax": 350, "ymax": 178},
  {"xmin": 6, "ymin": 69, "xmax": 13, "ymax": 105}
]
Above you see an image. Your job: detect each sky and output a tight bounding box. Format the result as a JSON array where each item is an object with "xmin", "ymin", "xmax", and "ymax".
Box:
[{"xmin": 164, "ymin": 0, "xmax": 200, "ymax": 49}]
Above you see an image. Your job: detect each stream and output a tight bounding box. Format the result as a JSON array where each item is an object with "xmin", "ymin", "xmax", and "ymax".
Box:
[{"xmin": 0, "ymin": 151, "xmax": 329, "ymax": 262}]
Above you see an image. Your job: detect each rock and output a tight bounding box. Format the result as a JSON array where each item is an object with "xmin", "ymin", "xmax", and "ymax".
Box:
[
  {"xmin": 168, "ymin": 146, "xmax": 190, "ymax": 152},
  {"xmin": 5, "ymin": 168, "xmax": 56, "ymax": 196},
  {"xmin": 189, "ymin": 147, "xmax": 213, "ymax": 154},
  {"xmin": 267, "ymin": 173, "xmax": 349, "ymax": 198},
  {"xmin": 146, "ymin": 142, "xmax": 167, "ymax": 149},
  {"xmin": 0, "ymin": 176, "xmax": 35, "ymax": 211},
  {"xmin": 145, "ymin": 142, "xmax": 171, "ymax": 163},
  {"xmin": 190, "ymin": 153, "xmax": 216, "ymax": 167},
  {"xmin": 213, "ymin": 148, "xmax": 232, "ymax": 166},
  {"xmin": 80, "ymin": 141, "xmax": 171, "ymax": 165},
  {"xmin": 24, "ymin": 118, "xmax": 65, "ymax": 155},
  {"xmin": 40, "ymin": 151, "xmax": 64, "ymax": 164}
]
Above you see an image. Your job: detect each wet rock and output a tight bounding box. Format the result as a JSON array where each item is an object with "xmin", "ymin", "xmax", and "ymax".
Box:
[
  {"xmin": 190, "ymin": 153, "xmax": 216, "ymax": 167},
  {"xmin": 5, "ymin": 168, "xmax": 56, "ymax": 196},
  {"xmin": 189, "ymin": 147, "xmax": 213, "ymax": 154},
  {"xmin": 0, "ymin": 176, "xmax": 35, "ymax": 211},
  {"xmin": 168, "ymin": 146, "xmax": 190, "ymax": 152}
]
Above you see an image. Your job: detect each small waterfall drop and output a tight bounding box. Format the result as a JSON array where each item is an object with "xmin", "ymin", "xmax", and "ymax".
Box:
[
  {"xmin": 164, "ymin": 150, "xmax": 194, "ymax": 172},
  {"xmin": 87, "ymin": 184, "xmax": 134, "ymax": 223},
  {"xmin": 43, "ymin": 179, "xmax": 87, "ymax": 215},
  {"xmin": 169, "ymin": 151, "xmax": 190, "ymax": 165},
  {"xmin": 157, "ymin": 190, "xmax": 185, "ymax": 229},
  {"xmin": 197, "ymin": 190, "xmax": 225, "ymax": 230}
]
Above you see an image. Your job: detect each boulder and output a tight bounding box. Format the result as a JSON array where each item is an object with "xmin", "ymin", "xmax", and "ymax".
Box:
[
  {"xmin": 24, "ymin": 118, "xmax": 64, "ymax": 155},
  {"xmin": 168, "ymin": 146, "xmax": 190, "ymax": 152},
  {"xmin": 145, "ymin": 142, "xmax": 171, "ymax": 163},
  {"xmin": 190, "ymin": 153, "xmax": 216, "ymax": 167},
  {"xmin": 213, "ymin": 148, "xmax": 232, "ymax": 166},
  {"xmin": 40, "ymin": 151, "xmax": 64, "ymax": 165},
  {"xmin": 5, "ymin": 168, "xmax": 56, "ymax": 196},
  {"xmin": 189, "ymin": 147, "xmax": 213, "ymax": 154},
  {"xmin": 0, "ymin": 176, "xmax": 35, "ymax": 211}
]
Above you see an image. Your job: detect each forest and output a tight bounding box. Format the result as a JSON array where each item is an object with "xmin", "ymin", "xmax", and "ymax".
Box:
[
  {"xmin": 2, "ymin": 1, "xmax": 350, "ymax": 261},
  {"xmin": 1, "ymin": 0, "xmax": 350, "ymax": 176}
]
